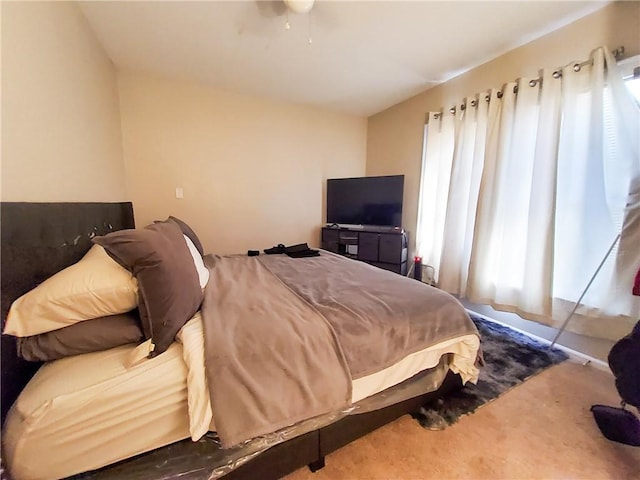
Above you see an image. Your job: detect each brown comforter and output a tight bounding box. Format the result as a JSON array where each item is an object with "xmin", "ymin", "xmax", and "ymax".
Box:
[{"xmin": 201, "ymin": 251, "xmax": 477, "ymax": 448}]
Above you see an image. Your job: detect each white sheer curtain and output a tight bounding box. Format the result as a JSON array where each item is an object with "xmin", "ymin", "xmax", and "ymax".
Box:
[
  {"xmin": 438, "ymin": 94, "xmax": 490, "ymax": 297},
  {"xmin": 415, "ymin": 113, "xmax": 455, "ymax": 280},
  {"xmin": 553, "ymin": 48, "xmax": 640, "ymax": 337},
  {"xmin": 468, "ymin": 70, "xmax": 562, "ymax": 322},
  {"xmin": 416, "ymin": 47, "xmax": 640, "ymax": 340}
]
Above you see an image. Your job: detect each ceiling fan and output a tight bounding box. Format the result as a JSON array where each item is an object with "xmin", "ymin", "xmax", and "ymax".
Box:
[
  {"xmin": 239, "ymin": 0, "xmax": 333, "ymax": 42},
  {"xmin": 283, "ymin": 0, "xmax": 315, "ymax": 14},
  {"xmin": 282, "ymin": 0, "xmax": 314, "ymax": 35}
]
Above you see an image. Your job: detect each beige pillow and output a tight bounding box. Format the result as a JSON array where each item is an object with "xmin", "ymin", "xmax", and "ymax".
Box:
[{"xmin": 4, "ymin": 245, "xmax": 138, "ymax": 337}]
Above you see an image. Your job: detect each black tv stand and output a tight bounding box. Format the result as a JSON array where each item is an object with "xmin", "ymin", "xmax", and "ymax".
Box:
[{"xmin": 321, "ymin": 226, "xmax": 408, "ymax": 275}]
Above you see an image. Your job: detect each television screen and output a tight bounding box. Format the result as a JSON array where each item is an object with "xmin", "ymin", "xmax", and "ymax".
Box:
[{"xmin": 326, "ymin": 175, "xmax": 404, "ymax": 227}]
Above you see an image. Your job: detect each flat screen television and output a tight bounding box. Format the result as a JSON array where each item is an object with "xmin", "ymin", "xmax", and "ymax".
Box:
[{"xmin": 326, "ymin": 175, "xmax": 404, "ymax": 227}]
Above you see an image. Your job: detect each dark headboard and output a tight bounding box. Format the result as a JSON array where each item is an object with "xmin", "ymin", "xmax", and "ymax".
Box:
[{"xmin": 1, "ymin": 202, "xmax": 135, "ymax": 423}]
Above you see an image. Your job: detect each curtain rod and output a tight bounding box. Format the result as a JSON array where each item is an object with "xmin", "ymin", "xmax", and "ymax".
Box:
[{"xmin": 434, "ymin": 46, "xmax": 625, "ymax": 118}]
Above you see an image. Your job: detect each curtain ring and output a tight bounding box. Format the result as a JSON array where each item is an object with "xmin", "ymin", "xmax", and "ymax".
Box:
[
  {"xmin": 471, "ymin": 99, "xmax": 477, "ymax": 107},
  {"xmin": 485, "ymin": 94, "xmax": 490, "ymax": 102},
  {"xmin": 461, "ymin": 103, "xmax": 466, "ymax": 111},
  {"xmin": 573, "ymin": 63, "xmax": 581, "ymax": 72},
  {"xmin": 449, "ymin": 106, "xmax": 456, "ymax": 114},
  {"xmin": 513, "ymin": 85, "xmax": 519, "ymax": 94},
  {"xmin": 529, "ymin": 79, "xmax": 538, "ymax": 87},
  {"xmin": 552, "ymin": 70, "xmax": 562, "ymax": 79},
  {"xmin": 497, "ymin": 91, "xmax": 503, "ymax": 99},
  {"xmin": 433, "ymin": 113, "xmax": 441, "ymax": 119}
]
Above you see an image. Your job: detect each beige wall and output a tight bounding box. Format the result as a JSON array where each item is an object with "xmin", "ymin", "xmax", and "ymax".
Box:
[
  {"xmin": 367, "ymin": 1, "xmax": 640, "ymax": 253},
  {"xmin": 118, "ymin": 72, "xmax": 367, "ymax": 254},
  {"xmin": 1, "ymin": 1, "xmax": 126, "ymax": 202}
]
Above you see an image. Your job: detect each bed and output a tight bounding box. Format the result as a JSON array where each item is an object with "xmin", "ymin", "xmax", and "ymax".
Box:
[{"xmin": 0, "ymin": 202, "xmax": 480, "ymax": 480}]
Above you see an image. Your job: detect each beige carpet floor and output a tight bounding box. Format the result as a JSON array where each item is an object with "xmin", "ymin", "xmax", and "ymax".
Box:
[{"xmin": 284, "ymin": 360, "xmax": 640, "ymax": 480}]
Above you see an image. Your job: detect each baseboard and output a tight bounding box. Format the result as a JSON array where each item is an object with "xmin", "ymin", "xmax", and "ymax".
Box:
[{"xmin": 466, "ymin": 309, "xmax": 612, "ymax": 374}]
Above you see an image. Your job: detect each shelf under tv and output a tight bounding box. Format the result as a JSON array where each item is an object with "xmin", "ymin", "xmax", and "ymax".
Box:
[{"xmin": 321, "ymin": 226, "xmax": 408, "ymax": 275}]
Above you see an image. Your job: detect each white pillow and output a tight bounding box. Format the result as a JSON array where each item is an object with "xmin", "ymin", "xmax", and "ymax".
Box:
[
  {"xmin": 183, "ymin": 235, "xmax": 209, "ymax": 289},
  {"xmin": 4, "ymin": 245, "xmax": 138, "ymax": 337}
]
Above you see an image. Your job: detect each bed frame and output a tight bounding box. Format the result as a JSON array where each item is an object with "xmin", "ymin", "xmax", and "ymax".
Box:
[{"xmin": 0, "ymin": 202, "xmax": 463, "ymax": 480}]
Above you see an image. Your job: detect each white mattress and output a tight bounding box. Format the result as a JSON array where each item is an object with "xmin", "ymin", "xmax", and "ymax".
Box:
[
  {"xmin": 4, "ymin": 329, "xmax": 478, "ymax": 480},
  {"xmin": 3, "ymin": 342, "xmax": 191, "ymax": 480}
]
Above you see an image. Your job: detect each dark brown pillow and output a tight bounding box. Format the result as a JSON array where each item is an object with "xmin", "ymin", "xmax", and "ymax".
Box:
[
  {"xmin": 168, "ymin": 216, "xmax": 204, "ymax": 256},
  {"xmin": 17, "ymin": 311, "xmax": 144, "ymax": 362},
  {"xmin": 93, "ymin": 221, "xmax": 203, "ymax": 356}
]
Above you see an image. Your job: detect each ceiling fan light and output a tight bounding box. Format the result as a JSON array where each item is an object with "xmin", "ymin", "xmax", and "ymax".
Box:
[{"xmin": 284, "ymin": 0, "xmax": 315, "ymax": 14}]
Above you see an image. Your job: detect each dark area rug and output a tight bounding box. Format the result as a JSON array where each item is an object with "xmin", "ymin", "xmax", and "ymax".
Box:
[{"xmin": 414, "ymin": 312, "xmax": 569, "ymax": 430}]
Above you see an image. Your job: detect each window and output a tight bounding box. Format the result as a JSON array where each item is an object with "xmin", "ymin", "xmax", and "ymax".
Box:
[
  {"xmin": 620, "ymin": 55, "xmax": 640, "ymax": 101},
  {"xmin": 417, "ymin": 49, "xmax": 639, "ymax": 338}
]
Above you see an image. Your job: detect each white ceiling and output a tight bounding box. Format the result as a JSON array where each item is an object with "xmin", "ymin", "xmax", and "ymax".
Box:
[{"xmin": 79, "ymin": 1, "xmax": 609, "ymax": 117}]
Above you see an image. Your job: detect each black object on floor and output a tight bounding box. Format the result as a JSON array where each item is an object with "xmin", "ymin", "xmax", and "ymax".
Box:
[
  {"xmin": 590, "ymin": 320, "xmax": 640, "ymax": 447},
  {"xmin": 414, "ymin": 313, "xmax": 568, "ymax": 430},
  {"xmin": 607, "ymin": 321, "xmax": 640, "ymax": 410},
  {"xmin": 591, "ymin": 404, "xmax": 640, "ymax": 446}
]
